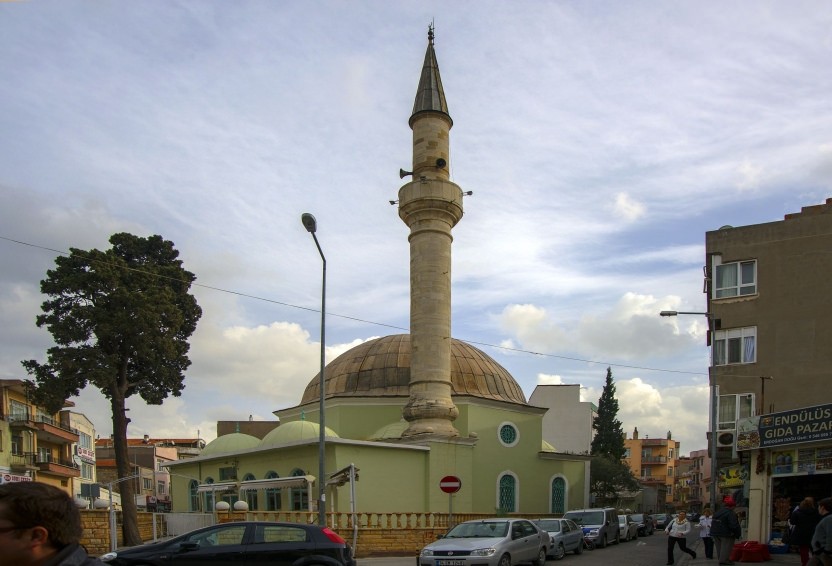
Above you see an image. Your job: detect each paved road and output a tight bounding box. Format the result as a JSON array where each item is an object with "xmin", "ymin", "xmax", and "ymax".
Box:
[{"xmin": 359, "ymin": 533, "xmax": 801, "ymax": 566}]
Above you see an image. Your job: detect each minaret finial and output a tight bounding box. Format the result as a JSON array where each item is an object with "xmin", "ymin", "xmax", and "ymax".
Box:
[{"xmin": 428, "ymin": 22, "xmax": 434, "ymax": 44}]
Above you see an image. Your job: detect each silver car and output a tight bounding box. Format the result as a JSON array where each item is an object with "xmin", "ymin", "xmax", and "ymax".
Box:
[
  {"xmin": 534, "ymin": 518, "xmax": 584, "ymax": 560},
  {"xmin": 617, "ymin": 514, "xmax": 639, "ymax": 542},
  {"xmin": 419, "ymin": 518, "xmax": 548, "ymax": 566}
]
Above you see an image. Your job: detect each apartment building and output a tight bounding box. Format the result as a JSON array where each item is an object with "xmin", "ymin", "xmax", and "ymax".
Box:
[
  {"xmin": 0, "ymin": 379, "xmax": 80, "ymax": 491},
  {"xmin": 623, "ymin": 427, "xmax": 679, "ymax": 510},
  {"xmin": 705, "ymin": 198, "xmax": 832, "ymax": 542},
  {"xmin": 529, "ymin": 384, "xmax": 597, "ymax": 454},
  {"xmin": 96, "ymin": 438, "xmax": 179, "ymax": 511},
  {"xmin": 687, "ymin": 448, "xmax": 712, "ymax": 513}
]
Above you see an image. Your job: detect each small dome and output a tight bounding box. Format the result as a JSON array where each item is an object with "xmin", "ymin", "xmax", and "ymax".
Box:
[
  {"xmin": 201, "ymin": 432, "xmax": 260, "ymax": 456},
  {"xmin": 369, "ymin": 419, "xmax": 408, "ymax": 440},
  {"xmin": 260, "ymin": 420, "xmax": 339, "ymax": 448},
  {"xmin": 301, "ymin": 334, "xmax": 527, "ymax": 405}
]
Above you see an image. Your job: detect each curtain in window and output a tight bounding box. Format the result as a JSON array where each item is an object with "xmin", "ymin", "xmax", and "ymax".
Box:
[
  {"xmin": 718, "ymin": 395, "xmax": 737, "ymax": 428},
  {"xmin": 743, "ymin": 336, "xmax": 755, "ymax": 363},
  {"xmin": 499, "ymin": 475, "xmax": 516, "ymax": 513},
  {"xmin": 713, "ymin": 340, "xmax": 726, "ymax": 365},
  {"xmin": 551, "ymin": 477, "xmax": 565, "ymax": 514},
  {"xmin": 716, "ymin": 264, "xmax": 738, "ymax": 297}
]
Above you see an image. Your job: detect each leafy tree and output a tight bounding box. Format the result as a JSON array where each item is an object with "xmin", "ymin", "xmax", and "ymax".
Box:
[
  {"xmin": 590, "ymin": 367, "xmax": 626, "ymax": 460},
  {"xmin": 590, "ymin": 455, "xmax": 640, "ymax": 507},
  {"xmin": 22, "ymin": 233, "xmax": 202, "ymax": 547}
]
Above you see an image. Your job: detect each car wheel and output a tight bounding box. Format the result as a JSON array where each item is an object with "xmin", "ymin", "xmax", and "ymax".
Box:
[
  {"xmin": 552, "ymin": 543, "xmax": 565, "ymax": 561},
  {"xmin": 498, "ymin": 553, "xmax": 512, "ymax": 566},
  {"xmin": 533, "ymin": 547, "xmax": 547, "ymax": 566},
  {"xmin": 574, "ymin": 540, "xmax": 583, "ymax": 555}
]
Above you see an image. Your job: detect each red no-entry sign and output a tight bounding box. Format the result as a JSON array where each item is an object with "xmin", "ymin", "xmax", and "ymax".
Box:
[{"xmin": 440, "ymin": 475, "xmax": 462, "ymax": 494}]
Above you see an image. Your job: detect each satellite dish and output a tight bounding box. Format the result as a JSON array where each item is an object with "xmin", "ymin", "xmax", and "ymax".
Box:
[{"xmin": 73, "ymin": 455, "xmax": 82, "ymax": 467}]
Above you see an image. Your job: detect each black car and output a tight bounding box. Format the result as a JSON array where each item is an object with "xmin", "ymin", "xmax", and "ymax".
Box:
[
  {"xmin": 630, "ymin": 513, "xmax": 654, "ymax": 536},
  {"xmin": 653, "ymin": 513, "xmax": 673, "ymax": 530},
  {"xmin": 99, "ymin": 521, "xmax": 356, "ymax": 566}
]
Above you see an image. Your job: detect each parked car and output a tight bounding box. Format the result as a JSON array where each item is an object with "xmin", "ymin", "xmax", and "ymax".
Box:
[
  {"xmin": 653, "ymin": 513, "xmax": 672, "ymax": 530},
  {"xmin": 617, "ymin": 515, "xmax": 639, "ymax": 542},
  {"xmin": 562, "ymin": 507, "xmax": 619, "ymax": 548},
  {"xmin": 630, "ymin": 513, "xmax": 654, "ymax": 536},
  {"xmin": 419, "ymin": 518, "xmax": 548, "ymax": 566},
  {"xmin": 99, "ymin": 521, "xmax": 356, "ymax": 566},
  {"xmin": 533, "ymin": 518, "xmax": 584, "ymax": 560}
]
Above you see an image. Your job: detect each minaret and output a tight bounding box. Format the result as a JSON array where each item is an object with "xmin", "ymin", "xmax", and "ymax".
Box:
[{"xmin": 398, "ymin": 27, "xmax": 464, "ymax": 438}]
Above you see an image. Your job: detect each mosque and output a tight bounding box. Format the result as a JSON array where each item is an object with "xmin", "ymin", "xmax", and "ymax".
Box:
[{"xmin": 167, "ymin": 29, "xmax": 590, "ymax": 517}]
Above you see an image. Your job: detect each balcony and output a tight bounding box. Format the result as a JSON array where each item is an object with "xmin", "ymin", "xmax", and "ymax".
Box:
[
  {"xmin": 33, "ymin": 416, "xmax": 79, "ymax": 444},
  {"xmin": 36, "ymin": 455, "xmax": 80, "ymax": 478},
  {"xmin": 7, "ymin": 414, "xmax": 38, "ymax": 431},
  {"xmin": 641, "ymin": 455, "xmax": 667, "ymax": 463},
  {"xmin": 10, "ymin": 452, "xmax": 38, "ymax": 472}
]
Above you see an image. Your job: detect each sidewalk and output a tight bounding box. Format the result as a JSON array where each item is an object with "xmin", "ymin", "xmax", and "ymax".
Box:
[{"xmin": 683, "ymin": 538, "xmax": 801, "ymax": 565}]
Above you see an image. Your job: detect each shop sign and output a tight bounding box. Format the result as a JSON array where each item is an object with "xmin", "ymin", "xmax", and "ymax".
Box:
[
  {"xmin": 0, "ymin": 473, "xmax": 34, "ymax": 484},
  {"xmin": 76, "ymin": 446, "xmax": 96, "ymax": 463},
  {"xmin": 718, "ymin": 465, "xmax": 748, "ymax": 488},
  {"xmin": 736, "ymin": 402, "xmax": 832, "ymax": 451}
]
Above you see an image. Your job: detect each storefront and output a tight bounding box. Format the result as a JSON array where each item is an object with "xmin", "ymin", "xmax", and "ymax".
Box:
[{"xmin": 737, "ymin": 402, "xmax": 832, "ymax": 543}]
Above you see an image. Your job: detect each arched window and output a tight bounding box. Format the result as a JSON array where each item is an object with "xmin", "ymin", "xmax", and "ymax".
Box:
[
  {"xmin": 550, "ymin": 476, "xmax": 567, "ymax": 514},
  {"xmin": 189, "ymin": 480, "xmax": 199, "ymax": 512},
  {"xmin": 290, "ymin": 468, "xmax": 308, "ymax": 511},
  {"xmin": 498, "ymin": 473, "xmax": 517, "ymax": 513},
  {"xmin": 203, "ymin": 477, "xmax": 215, "ymax": 511},
  {"xmin": 265, "ymin": 471, "xmax": 281, "ymax": 511},
  {"xmin": 242, "ymin": 473, "xmax": 258, "ymax": 510}
]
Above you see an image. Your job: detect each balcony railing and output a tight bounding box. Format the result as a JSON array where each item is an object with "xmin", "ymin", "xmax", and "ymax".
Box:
[
  {"xmin": 641, "ymin": 456, "xmax": 667, "ymax": 463},
  {"xmin": 10, "ymin": 452, "xmax": 37, "ymax": 469}
]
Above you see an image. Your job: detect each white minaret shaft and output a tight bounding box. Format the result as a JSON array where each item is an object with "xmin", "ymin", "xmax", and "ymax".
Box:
[{"xmin": 398, "ymin": 27, "xmax": 463, "ymax": 438}]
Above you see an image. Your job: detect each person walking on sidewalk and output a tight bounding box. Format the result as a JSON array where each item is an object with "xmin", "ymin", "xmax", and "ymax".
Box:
[
  {"xmin": 698, "ymin": 507, "xmax": 715, "ymax": 559},
  {"xmin": 711, "ymin": 497, "xmax": 742, "ymax": 565},
  {"xmin": 792, "ymin": 497, "xmax": 821, "ymax": 566},
  {"xmin": 809, "ymin": 498, "xmax": 832, "ymax": 566},
  {"xmin": 665, "ymin": 510, "xmax": 697, "ymax": 565}
]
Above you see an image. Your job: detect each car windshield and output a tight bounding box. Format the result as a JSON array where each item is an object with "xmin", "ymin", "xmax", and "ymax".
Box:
[
  {"xmin": 563, "ymin": 511, "xmax": 604, "ymax": 525},
  {"xmin": 632, "ymin": 514, "xmax": 645, "ymax": 521},
  {"xmin": 654, "ymin": 514, "xmax": 667, "ymax": 521},
  {"xmin": 618, "ymin": 516, "xmax": 627, "ymax": 525},
  {"xmin": 535, "ymin": 520, "xmax": 561, "ymax": 532},
  {"xmin": 446, "ymin": 521, "xmax": 509, "ymax": 538}
]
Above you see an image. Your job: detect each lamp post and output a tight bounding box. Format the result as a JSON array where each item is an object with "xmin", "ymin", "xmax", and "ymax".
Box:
[
  {"xmin": 301, "ymin": 212, "xmax": 327, "ymax": 527},
  {"xmin": 98, "ymin": 473, "xmax": 141, "ymax": 552},
  {"xmin": 659, "ymin": 310, "xmax": 718, "ymax": 511}
]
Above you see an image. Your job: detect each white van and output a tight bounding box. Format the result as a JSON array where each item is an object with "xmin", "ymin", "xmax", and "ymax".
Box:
[{"xmin": 562, "ymin": 507, "xmax": 619, "ymax": 548}]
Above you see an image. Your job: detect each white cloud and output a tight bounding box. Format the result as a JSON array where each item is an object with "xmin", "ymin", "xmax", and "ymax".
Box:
[{"xmin": 613, "ymin": 192, "xmax": 647, "ymax": 221}]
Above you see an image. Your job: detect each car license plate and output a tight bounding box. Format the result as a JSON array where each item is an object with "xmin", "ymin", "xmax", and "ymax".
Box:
[{"xmin": 437, "ymin": 561, "xmax": 465, "ymax": 566}]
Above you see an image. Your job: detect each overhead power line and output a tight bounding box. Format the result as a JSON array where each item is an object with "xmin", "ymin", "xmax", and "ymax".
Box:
[{"xmin": 1, "ymin": 235, "xmax": 706, "ymax": 376}]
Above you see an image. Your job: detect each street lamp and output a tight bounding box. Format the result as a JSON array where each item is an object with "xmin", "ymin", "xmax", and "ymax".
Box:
[
  {"xmin": 97, "ymin": 473, "xmax": 141, "ymax": 552},
  {"xmin": 659, "ymin": 309, "xmax": 718, "ymax": 511},
  {"xmin": 301, "ymin": 212, "xmax": 327, "ymax": 527}
]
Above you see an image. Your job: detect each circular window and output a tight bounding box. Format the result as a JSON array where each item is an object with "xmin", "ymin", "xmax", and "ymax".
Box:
[{"xmin": 498, "ymin": 423, "xmax": 519, "ymax": 447}]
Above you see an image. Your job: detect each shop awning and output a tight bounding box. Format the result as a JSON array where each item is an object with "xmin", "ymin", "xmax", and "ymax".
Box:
[{"xmin": 238, "ymin": 475, "xmax": 316, "ymax": 492}]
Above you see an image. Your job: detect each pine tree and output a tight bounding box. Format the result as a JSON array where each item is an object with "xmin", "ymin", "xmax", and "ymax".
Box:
[{"xmin": 590, "ymin": 367, "xmax": 626, "ymax": 460}]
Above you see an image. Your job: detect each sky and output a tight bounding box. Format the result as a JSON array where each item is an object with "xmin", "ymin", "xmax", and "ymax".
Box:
[{"xmin": 2, "ymin": 1, "xmax": 831, "ymax": 457}]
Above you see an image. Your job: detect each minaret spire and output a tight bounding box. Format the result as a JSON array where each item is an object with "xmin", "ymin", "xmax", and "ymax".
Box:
[{"xmin": 398, "ymin": 28, "xmax": 464, "ymax": 439}]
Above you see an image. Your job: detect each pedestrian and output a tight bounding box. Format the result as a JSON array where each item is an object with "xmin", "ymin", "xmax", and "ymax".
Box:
[
  {"xmin": 0, "ymin": 481, "xmax": 104, "ymax": 565},
  {"xmin": 698, "ymin": 507, "xmax": 715, "ymax": 559},
  {"xmin": 665, "ymin": 510, "xmax": 697, "ymax": 565},
  {"xmin": 809, "ymin": 498, "xmax": 832, "ymax": 566},
  {"xmin": 791, "ymin": 497, "xmax": 821, "ymax": 566},
  {"xmin": 711, "ymin": 497, "xmax": 742, "ymax": 565}
]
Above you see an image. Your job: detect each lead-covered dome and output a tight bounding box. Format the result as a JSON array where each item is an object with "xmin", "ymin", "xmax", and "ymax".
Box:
[{"xmin": 301, "ymin": 334, "xmax": 526, "ymax": 405}]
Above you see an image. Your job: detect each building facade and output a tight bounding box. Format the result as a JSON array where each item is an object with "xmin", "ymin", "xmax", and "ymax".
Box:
[
  {"xmin": 0, "ymin": 379, "xmax": 80, "ymax": 491},
  {"xmin": 529, "ymin": 384, "xmax": 596, "ymax": 454},
  {"xmin": 623, "ymin": 427, "xmax": 679, "ymax": 510},
  {"xmin": 96, "ymin": 439, "xmax": 178, "ymax": 511},
  {"xmin": 705, "ymin": 198, "xmax": 832, "ymax": 542}
]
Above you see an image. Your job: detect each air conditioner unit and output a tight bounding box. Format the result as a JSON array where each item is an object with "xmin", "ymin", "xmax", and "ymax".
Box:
[{"xmin": 717, "ymin": 431, "xmax": 736, "ymax": 448}]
